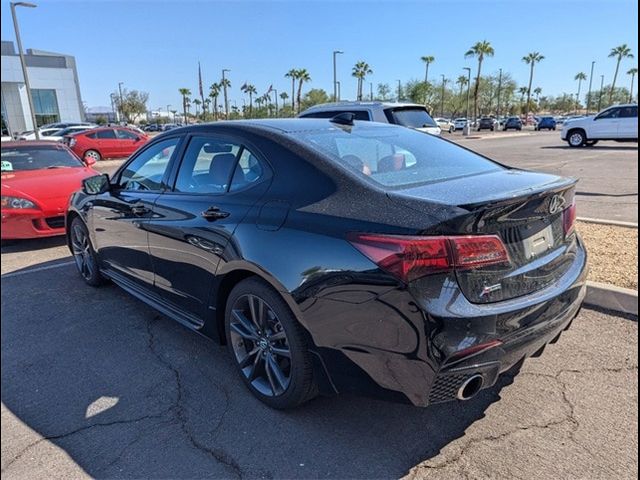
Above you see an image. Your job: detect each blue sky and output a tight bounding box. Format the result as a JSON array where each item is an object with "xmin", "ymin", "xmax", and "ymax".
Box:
[{"xmin": 2, "ymin": 0, "xmax": 638, "ymax": 110}]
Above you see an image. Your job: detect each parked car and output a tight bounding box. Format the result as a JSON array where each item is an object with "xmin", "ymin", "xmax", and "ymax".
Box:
[
  {"xmin": 18, "ymin": 127, "xmax": 65, "ymax": 141},
  {"xmin": 561, "ymin": 104, "xmax": 638, "ymax": 147},
  {"xmin": 40, "ymin": 125, "xmax": 98, "ymax": 143},
  {"xmin": 1, "ymin": 142, "xmax": 99, "ymax": 240},
  {"xmin": 535, "ymin": 116, "xmax": 557, "ymax": 131},
  {"xmin": 63, "ymin": 127, "xmax": 150, "ymax": 161},
  {"xmin": 477, "ymin": 116, "xmax": 499, "ymax": 131},
  {"xmin": 39, "ymin": 121, "xmax": 94, "ymax": 130},
  {"xmin": 298, "ymin": 101, "xmax": 441, "ymax": 135},
  {"xmin": 453, "ymin": 118, "xmax": 468, "ymax": 130},
  {"xmin": 434, "ymin": 118, "xmax": 455, "ymax": 133},
  {"xmin": 144, "ymin": 124, "xmax": 162, "ymax": 132},
  {"xmin": 67, "ymin": 118, "xmax": 586, "ymax": 409},
  {"xmin": 503, "ymin": 117, "xmax": 523, "ymax": 131},
  {"xmin": 162, "ymin": 123, "xmax": 179, "ymax": 131}
]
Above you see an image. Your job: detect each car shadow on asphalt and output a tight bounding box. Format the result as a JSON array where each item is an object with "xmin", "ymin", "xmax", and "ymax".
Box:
[
  {"xmin": 1, "ymin": 236, "xmax": 67, "ymax": 254},
  {"xmin": 541, "ymin": 145, "xmax": 638, "ymax": 151},
  {"xmin": 2, "ymin": 263, "xmax": 519, "ymax": 479}
]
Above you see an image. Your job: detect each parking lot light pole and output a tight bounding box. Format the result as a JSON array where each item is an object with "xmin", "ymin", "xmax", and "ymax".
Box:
[
  {"xmin": 463, "ymin": 67, "xmax": 472, "ymax": 136},
  {"xmin": 11, "ymin": 2, "xmax": 39, "ymax": 139},
  {"xmin": 336, "ymin": 81, "xmax": 341, "ymax": 101},
  {"xmin": 597, "ymin": 75, "xmax": 604, "ymax": 111},
  {"xmin": 333, "ymin": 50, "xmax": 343, "ymax": 102},
  {"xmin": 118, "ymin": 82, "xmax": 124, "ymax": 124},
  {"xmin": 496, "ymin": 68, "xmax": 503, "ymax": 119},
  {"xmin": 586, "ymin": 61, "xmax": 595, "ymax": 115},
  {"xmin": 222, "ymin": 69, "xmax": 230, "ymax": 119},
  {"xmin": 369, "ymin": 82, "xmax": 373, "ymax": 101},
  {"xmin": 397, "ymin": 80, "xmax": 402, "ymax": 101}
]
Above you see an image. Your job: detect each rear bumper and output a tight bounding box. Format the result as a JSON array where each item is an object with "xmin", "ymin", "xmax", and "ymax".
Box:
[
  {"xmin": 1, "ymin": 209, "xmax": 66, "ymax": 239},
  {"xmin": 303, "ymin": 236, "xmax": 588, "ymax": 407}
]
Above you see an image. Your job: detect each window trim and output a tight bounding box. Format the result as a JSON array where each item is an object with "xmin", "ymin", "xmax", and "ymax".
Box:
[{"xmin": 595, "ymin": 107, "xmax": 620, "ymax": 120}]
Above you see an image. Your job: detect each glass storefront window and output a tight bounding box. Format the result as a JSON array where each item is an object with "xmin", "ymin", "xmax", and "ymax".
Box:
[{"xmin": 31, "ymin": 89, "xmax": 60, "ymax": 127}]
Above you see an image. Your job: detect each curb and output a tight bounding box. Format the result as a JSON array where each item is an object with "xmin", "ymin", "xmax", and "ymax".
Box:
[
  {"xmin": 463, "ymin": 133, "xmax": 533, "ymax": 140},
  {"xmin": 577, "ymin": 217, "xmax": 638, "ymax": 229},
  {"xmin": 585, "ymin": 281, "xmax": 638, "ymax": 316}
]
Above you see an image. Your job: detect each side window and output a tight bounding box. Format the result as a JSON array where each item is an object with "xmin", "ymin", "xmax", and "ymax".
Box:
[
  {"xmin": 596, "ymin": 108, "xmax": 620, "ymax": 120},
  {"xmin": 116, "ymin": 129, "xmax": 139, "ymax": 139},
  {"xmin": 118, "ymin": 138, "xmax": 179, "ymax": 191},
  {"xmin": 96, "ymin": 129, "xmax": 117, "ymax": 139},
  {"xmin": 229, "ymin": 148, "xmax": 265, "ymax": 191},
  {"xmin": 85, "ymin": 131, "xmax": 97, "ymax": 139},
  {"xmin": 174, "ymin": 136, "xmax": 241, "ymax": 193},
  {"xmin": 619, "ymin": 106, "xmax": 638, "ymax": 118}
]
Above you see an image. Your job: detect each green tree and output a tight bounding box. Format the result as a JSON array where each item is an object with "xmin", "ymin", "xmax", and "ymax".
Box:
[
  {"xmin": 352, "ymin": 61, "xmax": 373, "ymax": 101},
  {"xmin": 219, "ymin": 78, "xmax": 231, "ymax": 118},
  {"xmin": 295, "ymin": 69, "xmax": 311, "ymax": 114},
  {"xmin": 522, "ymin": 52, "xmax": 545, "ymax": 121},
  {"xmin": 574, "ymin": 72, "xmax": 587, "ymax": 112},
  {"xmin": 300, "ymin": 88, "xmax": 330, "ymax": 110},
  {"xmin": 377, "ymin": 83, "xmax": 391, "ymax": 100},
  {"xmin": 193, "ymin": 98, "xmax": 202, "ymax": 119},
  {"xmin": 628, "ymin": 67, "xmax": 638, "ymax": 102},
  {"xmin": 112, "ymin": 88, "xmax": 149, "ymax": 123},
  {"xmin": 279, "ymin": 91, "xmax": 289, "ymax": 110},
  {"xmin": 608, "ymin": 44, "xmax": 634, "ymax": 103},
  {"xmin": 518, "ymin": 86, "xmax": 528, "ymax": 112},
  {"xmin": 285, "ymin": 69, "xmax": 298, "ymax": 113},
  {"xmin": 208, "ymin": 83, "xmax": 220, "ymax": 120},
  {"xmin": 464, "ymin": 40, "xmax": 495, "ymax": 120},
  {"xmin": 95, "ymin": 115, "xmax": 107, "ymax": 125},
  {"xmin": 420, "ymin": 55, "xmax": 435, "ymax": 103},
  {"xmin": 534, "ymin": 87, "xmax": 543, "ymax": 103},
  {"xmin": 241, "ymin": 83, "xmax": 257, "ymax": 117},
  {"xmin": 178, "ymin": 88, "xmax": 191, "ymax": 124}
]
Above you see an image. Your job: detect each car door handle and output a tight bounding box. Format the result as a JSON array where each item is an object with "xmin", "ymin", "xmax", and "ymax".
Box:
[
  {"xmin": 201, "ymin": 206, "xmax": 230, "ymax": 220},
  {"xmin": 130, "ymin": 204, "xmax": 150, "ymax": 216}
]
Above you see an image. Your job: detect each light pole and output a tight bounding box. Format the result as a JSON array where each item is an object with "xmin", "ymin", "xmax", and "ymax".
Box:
[
  {"xmin": 222, "ymin": 68, "xmax": 230, "ymax": 119},
  {"xmin": 440, "ymin": 74, "xmax": 446, "ymax": 117},
  {"xmin": 11, "ymin": 2, "xmax": 39, "ymax": 139},
  {"xmin": 597, "ymin": 75, "xmax": 604, "ymax": 111},
  {"xmin": 369, "ymin": 82, "xmax": 373, "ymax": 101},
  {"xmin": 463, "ymin": 67, "xmax": 472, "ymax": 136},
  {"xmin": 333, "ymin": 50, "xmax": 343, "ymax": 102},
  {"xmin": 496, "ymin": 68, "xmax": 503, "ymax": 119},
  {"xmin": 117, "ymin": 82, "xmax": 125, "ymax": 124},
  {"xmin": 397, "ymin": 80, "xmax": 402, "ymax": 101},
  {"xmin": 166, "ymin": 104, "xmax": 171, "ymax": 123},
  {"xmin": 336, "ymin": 81, "xmax": 341, "ymax": 101},
  {"xmin": 586, "ymin": 61, "xmax": 595, "ymax": 115}
]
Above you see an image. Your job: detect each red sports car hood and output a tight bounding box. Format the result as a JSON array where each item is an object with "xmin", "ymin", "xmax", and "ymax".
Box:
[{"xmin": 1, "ymin": 167, "xmax": 98, "ymax": 210}]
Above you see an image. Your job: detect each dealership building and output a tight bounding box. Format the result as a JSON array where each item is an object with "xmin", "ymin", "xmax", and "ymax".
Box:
[{"xmin": 1, "ymin": 40, "xmax": 85, "ymax": 135}]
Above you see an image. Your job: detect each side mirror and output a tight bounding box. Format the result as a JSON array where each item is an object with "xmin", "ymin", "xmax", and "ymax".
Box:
[
  {"xmin": 82, "ymin": 174, "xmax": 110, "ymax": 195},
  {"xmin": 84, "ymin": 156, "xmax": 97, "ymax": 166}
]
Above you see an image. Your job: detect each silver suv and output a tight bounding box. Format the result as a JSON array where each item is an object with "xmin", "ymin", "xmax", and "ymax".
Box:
[{"xmin": 298, "ymin": 101, "xmax": 441, "ymax": 135}]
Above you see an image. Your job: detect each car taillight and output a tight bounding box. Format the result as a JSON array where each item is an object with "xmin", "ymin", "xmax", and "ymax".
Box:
[
  {"xmin": 69, "ymin": 138, "xmax": 76, "ymax": 147},
  {"xmin": 348, "ymin": 233, "xmax": 511, "ymax": 283},
  {"xmin": 563, "ymin": 202, "xmax": 577, "ymax": 236}
]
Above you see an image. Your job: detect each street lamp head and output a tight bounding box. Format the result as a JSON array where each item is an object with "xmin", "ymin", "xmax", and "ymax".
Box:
[
  {"xmin": 12, "ymin": 2, "xmax": 37, "ymax": 7},
  {"xmin": 334, "ymin": 50, "xmax": 344, "ymax": 54}
]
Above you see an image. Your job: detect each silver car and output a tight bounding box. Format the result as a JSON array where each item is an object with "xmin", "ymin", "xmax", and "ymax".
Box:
[{"xmin": 298, "ymin": 101, "xmax": 441, "ymax": 135}]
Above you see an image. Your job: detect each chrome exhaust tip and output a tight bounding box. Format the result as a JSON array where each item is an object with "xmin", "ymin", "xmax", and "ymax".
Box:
[{"xmin": 457, "ymin": 374, "xmax": 484, "ymax": 401}]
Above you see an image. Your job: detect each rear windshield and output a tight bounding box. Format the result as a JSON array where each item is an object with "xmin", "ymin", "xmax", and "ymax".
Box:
[
  {"xmin": 1, "ymin": 146, "xmax": 83, "ymax": 171},
  {"xmin": 295, "ymin": 125, "xmax": 503, "ymax": 188},
  {"xmin": 300, "ymin": 110, "xmax": 371, "ymax": 121},
  {"xmin": 385, "ymin": 108, "xmax": 437, "ymax": 128}
]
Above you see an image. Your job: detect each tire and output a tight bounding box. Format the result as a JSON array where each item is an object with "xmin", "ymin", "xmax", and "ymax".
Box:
[
  {"xmin": 568, "ymin": 130, "xmax": 586, "ymax": 147},
  {"xmin": 449, "ymin": 126, "xmax": 454, "ymax": 133},
  {"xmin": 225, "ymin": 277, "xmax": 317, "ymax": 409},
  {"xmin": 84, "ymin": 149, "xmax": 102, "ymax": 162},
  {"xmin": 491, "ymin": 127, "xmax": 494, "ymax": 131},
  {"xmin": 69, "ymin": 217, "xmax": 106, "ymax": 287}
]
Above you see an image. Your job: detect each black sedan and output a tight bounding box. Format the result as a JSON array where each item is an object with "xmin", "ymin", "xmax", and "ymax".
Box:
[
  {"xmin": 66, "ymin": 118, "xmax": 587, "ymax": 409},
  {"xmin": 503, "ymin": 116, "xmax": 523, "ymax": 131}
]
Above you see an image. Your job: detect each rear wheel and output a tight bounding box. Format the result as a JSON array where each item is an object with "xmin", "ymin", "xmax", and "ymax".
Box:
[
  {"xmin": 70, "ymin": 217, "xmax": 105, "ymax": 287},
  {"xmin": 225, "ymin": 278, "xmax": 317, "ymax": 409},
  {"xmin": 568, "ymin": 130, "xmax": 586, "ymax": 147},
  {"xmin": 84, "ymin": 149, "xmax": 101, "ymax": 162}
]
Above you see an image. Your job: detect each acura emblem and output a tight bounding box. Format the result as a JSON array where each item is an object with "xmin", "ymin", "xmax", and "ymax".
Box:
[{"xmin": 548, "ymin": 195, "xmax": 565, "ymax": 215}]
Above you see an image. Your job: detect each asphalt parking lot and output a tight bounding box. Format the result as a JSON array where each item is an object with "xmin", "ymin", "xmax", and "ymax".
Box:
[
  {"xmin": 448, "ymin": 130, "xmax": 638, "ymax": 223},
  {"xmin": 1, "ymin": 130, "xmax": 638, "ymax": 479},
  {"xmin": 1, "ymin": 240, "xmax": 637, "ymax": 479}
]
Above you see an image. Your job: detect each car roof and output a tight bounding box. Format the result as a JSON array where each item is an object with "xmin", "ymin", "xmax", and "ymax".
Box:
[
  {"xmin": 2, "ymin": 141, "xmax": 72, "ymax": 149},
  {"xmin": 300, "ymin": 101, "xmax": 426, "ymax": 112}
]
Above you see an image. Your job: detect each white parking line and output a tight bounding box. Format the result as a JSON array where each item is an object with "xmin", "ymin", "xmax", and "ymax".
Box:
[{"xmin": 2, "ymin": 260, "xmax": 75, "ymax": 278}]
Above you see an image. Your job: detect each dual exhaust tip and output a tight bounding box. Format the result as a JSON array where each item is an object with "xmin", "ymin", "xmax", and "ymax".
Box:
[{"xmin": 457, "ymin": 374, "xmax": 485, "ymax": 401}]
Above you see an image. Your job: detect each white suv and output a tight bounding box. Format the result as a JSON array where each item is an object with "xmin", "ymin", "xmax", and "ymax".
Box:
[{"xmin": 561, "ymin": 104, "xmax": 638, "ymax": 147}]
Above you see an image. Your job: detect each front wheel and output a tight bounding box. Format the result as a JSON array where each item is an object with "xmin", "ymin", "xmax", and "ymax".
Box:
[
  {"xmin": 84, "ymin": 149, "xmax": 102, "ymax": 162},
  {"xmin": 568, "ymin": 130, "xmax": 586, "ymax": 147},
  {"xmin": 225, "ymin": 278, "xmax": 317, "ymax": 409},
  {"xmin": 70, "ymin": 217, "xmax": 106, "ymax": 287},
  {"xmin": 449, "ymin": 126, "xmax": 454, "ymax": 133}
]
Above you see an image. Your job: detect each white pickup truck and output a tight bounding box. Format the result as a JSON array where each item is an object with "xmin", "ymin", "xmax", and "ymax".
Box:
[{"xmin": 561, "ymin": 103, "xmax": 638, "ymax": 147}]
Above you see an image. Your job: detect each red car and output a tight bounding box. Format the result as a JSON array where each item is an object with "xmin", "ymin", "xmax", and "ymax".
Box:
[
  {"xmin": 64, "ymin": 126, "xmax": 149, "ymax": 161},
  {"xmin": 1, "ymin": 142, "xmax": 99, "ymax": 240}
]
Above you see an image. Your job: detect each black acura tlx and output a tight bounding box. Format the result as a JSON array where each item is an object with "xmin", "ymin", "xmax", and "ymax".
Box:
[{"xmin": 67, "ymin": 117, "xmax": 587, "ymax": 409}]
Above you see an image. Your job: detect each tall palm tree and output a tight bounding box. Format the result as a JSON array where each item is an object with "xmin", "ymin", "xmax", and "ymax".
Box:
[
  {"xmin": 518, "ymin": 86, "xmax": 528, "ymax": 112},
  {"xmin": 420, "ymin": 56, "xmax": 435, "ymax": 104},
  {"xmin": 464, "ymin": 40, "xmax": 495, "ymax": 120},
  {"xmin": 522, "ymin": 52, "xmax": 545, "ymax": 122},
  {"xmin": 192, "ymin": 98, "xmax": 201, "ymax": 119},
  {"xmin": 534, "ymin": 87, "xmax": 543, "ymax": 103},
  {"xmin": 456, "ymin": 75, "xmax": 468, "ymax": 96},
  {"xmin": 203, "ymin": 98, "xmax": 211, "ymax": 120},
  {"xmin": 296, "ymin": 69, "xmax": 311, "ymax": 114},
  {"xmin": 208, "ymin": 83, "xmax": 220, "ymax": 120},
  {"xmin": 178, "ymin": 88, "xmax": 191, "ymax": 124},
  {"xmin": 574, "ymin": 72, "xmax": 587, "ymax": 113},
  {"xmin": 352, "ymin": 61, "xmax": 373, "ymax": 101},
  {"xmin": 280, "ymin": 92, "xmax": 289, "ymax": 109},
  {"xmin": 608, "ymin": 44, "xmax": 634, "ymax": 103},
  {"xmin": 285, "ymin": 69, "xmax": 298, "ymax": 113},
  {"xmin": 628, "ymin": 67, "xmax": 638, "ymax": 103},
  {"xmin": 241, "ymin": 83, "xmax": 257, "ymax": 117},
  {"xmin": 219, "ymin": 77, "xmax": 231, "ymax": 118}
]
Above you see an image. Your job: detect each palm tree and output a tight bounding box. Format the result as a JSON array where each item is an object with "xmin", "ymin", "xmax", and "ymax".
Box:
[
  {"xmin": 608, "ymin": 44, "xmax": 634, "ymax": 103},
  {"xmin": 464, "ymin": 40, "xmax": 495, "ymax": 120},
  {"xmin": 280, "ymin": 92, "xmax": 289, "ymax": 109},
  {"xmin": 241, "ymin": 83, "xmax": 257, "ymax": 117},
  {"xmin": 219, "ymin": 77, "xmax": 231, "ymax": 118},
  {"xmin": 193, "ymin": 98, "xmax": 201, "ymax": 119},
  {"xmin": 296, "ymin": 69, "xmax": 311, "ymax": 114},
  {"xmin": 420, "ymin": 56, "xmax": 435, "ymax": 104},
  {"xmin": 628, "ymin": 67, "xmax": 638, "ymax": 102},
  {"xmin": 534, "ymin": 87, "xmax": 543, "ymax": 103},
  {"xmin": 285, "ymin": 69, "xmax": 298, "ymax": 113},
  {"xmin": 352, "ymin": 61, "xmax": 373, "ymax": 101},
  {"xmin": 522, "ymin": 52, "xmax": 545, "ymax": 122},
  {"xmin": 456, "ymin": 75, "xmax": 468, "ymax": 96},
  {"xmin": 574, "ymin": 72, "xmax": 587, "ymax": 113},
  {"xmin": 178, "ymin": 88, "xmax": 191, "ymax": 124},
  {"xmin": 518, "ymin": 86, "xmax": 528, "ymax": 111},
  {"xmin": 203, "ymin": 98, "xmax": 211, "ymax": 120},
  {"xmin": 208, "ymin": 83, "xmax": 220, "ymax": 120}
]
